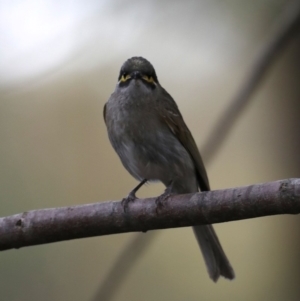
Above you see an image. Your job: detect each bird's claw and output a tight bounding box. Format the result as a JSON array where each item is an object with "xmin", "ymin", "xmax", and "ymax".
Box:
[
  {"xmin": 121, "ymin": 191, "xmax": 137, "ymax": 212},
  {"xmin": 155, "ymin": 192, "xmax": 171, "ymax": 213}
]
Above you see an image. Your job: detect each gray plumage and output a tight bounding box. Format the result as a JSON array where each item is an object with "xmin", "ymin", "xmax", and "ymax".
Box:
[{"xmin": 104, "ymin": 57, "xmax": 234, "ymax": 282}]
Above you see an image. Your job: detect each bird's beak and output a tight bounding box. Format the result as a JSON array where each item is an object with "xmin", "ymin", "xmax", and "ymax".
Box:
[{"xmin": 131, "ymin": 71, "xmax": 142, "ymax": 79}]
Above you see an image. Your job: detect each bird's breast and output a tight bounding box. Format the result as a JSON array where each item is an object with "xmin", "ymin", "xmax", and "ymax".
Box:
[{"xmin": 105, "ymin": 93, "xmax": 195, "ymax": 186}]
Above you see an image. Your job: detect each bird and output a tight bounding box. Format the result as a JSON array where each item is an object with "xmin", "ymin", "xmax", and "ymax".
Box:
[{"xmin": 103, "ymin": 56, "xmax": 235, "ymax": 282}]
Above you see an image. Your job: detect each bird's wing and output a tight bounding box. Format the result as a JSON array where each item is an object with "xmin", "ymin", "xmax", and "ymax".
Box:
[
  {"xmin": 157, "ymin": 88, "xmax": 210, "ymax": 191},
  {"xmin": 103, "ymin": 103, "xmax": 107, "ymax": 124}
]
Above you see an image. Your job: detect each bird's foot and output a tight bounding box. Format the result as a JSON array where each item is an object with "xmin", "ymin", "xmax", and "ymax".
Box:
[
  {"xmin": 121, "ymin": 191, "xmax": 137, "ymax": 213},
  {"xmin": 121, "ymin": 179, "xmax": 147, "ymax": 212},
  {"xmin": 155, "ymin": 191, "xmax": 172, "ymax": 213}
]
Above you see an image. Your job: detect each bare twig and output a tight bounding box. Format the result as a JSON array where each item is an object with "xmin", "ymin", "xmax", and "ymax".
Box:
[
  {"xmin": 90, "ymin": 232, "xmax": 157, "ymax": 301},
  {"xmin": 1, "ymin": 178, "xmax": 300, "ymax": 251},
  {"xmin": 202, "ymin": 0, "xmax": 300, "ymax": 162}
]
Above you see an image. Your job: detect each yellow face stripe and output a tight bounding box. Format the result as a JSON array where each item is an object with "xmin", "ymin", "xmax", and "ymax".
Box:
[
  {"xmin": 119, "ymin": 73, "xmax": 156, "ymax": 85},
  {"xmin": 142, "ymin": 75, "xmax": 155, "ymax": 83},
  {"xmin": 119, "ymin": 74, "xmax": 131, "ymax": 82}
]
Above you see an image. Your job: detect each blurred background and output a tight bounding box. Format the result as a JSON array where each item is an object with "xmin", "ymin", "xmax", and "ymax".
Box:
[{"xmin": 1, "ymin": 0, "xmax": 300, "ymax": 300}]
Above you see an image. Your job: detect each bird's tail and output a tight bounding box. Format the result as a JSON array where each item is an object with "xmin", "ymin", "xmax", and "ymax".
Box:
[{"xmin": 193, "ymin": 225, "xmax": 235, "ymax": 282}]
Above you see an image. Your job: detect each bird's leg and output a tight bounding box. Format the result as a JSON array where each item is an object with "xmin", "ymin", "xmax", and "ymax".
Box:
[
  {"xmin": 155, "ymin": 180, "xmax": 173, "ymax": 212},
  {"xmin": 121, "ymin": 179, "xmax": 147, "ymax": 212}
]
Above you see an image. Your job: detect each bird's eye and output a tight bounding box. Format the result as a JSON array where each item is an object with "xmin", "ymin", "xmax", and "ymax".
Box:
[
  {"xmin": 142, "ymin": 75, "xmax": 154, "ymax": 83},
  {"xmin": 120, "ymin": 74, "xmax": 131, "ymax": 82}
]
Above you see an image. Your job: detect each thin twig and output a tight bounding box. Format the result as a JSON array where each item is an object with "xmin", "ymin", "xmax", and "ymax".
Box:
[
  {"xmin": 90, "ymin": 232, "xmax": 157, "ymax": 301},
  {"xmin": 202, "ymin": 0, "xmax": 300, "ymax": 162}
]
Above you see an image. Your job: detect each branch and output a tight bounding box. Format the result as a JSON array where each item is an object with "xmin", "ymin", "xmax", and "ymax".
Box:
[
  {"xmin": 1, "ymin": 178, "xmax": 299, "ymax": 251},
  {"xmin": 201, "ymin": 0, "xmax": 300, "ymax": 162},
  {"xmin": 90, "ymin": 232, "xmax": 157, "ymax": 301}
]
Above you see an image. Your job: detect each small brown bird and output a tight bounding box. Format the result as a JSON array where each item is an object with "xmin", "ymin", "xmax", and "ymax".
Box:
[{"xmin": 104, "ymin": 57, "xmax": 234, "ymax": 281}]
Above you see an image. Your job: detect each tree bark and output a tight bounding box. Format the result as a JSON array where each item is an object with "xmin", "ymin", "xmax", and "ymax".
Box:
[{"xmin": 0, "ymin": 178, "xmax": 299, "ymax": 251}]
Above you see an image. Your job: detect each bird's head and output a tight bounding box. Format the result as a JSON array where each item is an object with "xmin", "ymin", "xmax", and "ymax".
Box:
[{"xmin": 117, "ymin": 57, "xmax": 159, "ymax": 90}]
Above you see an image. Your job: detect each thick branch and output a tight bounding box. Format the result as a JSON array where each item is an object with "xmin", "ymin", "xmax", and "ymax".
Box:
[{"xmin": 0, "ymin": 178, "xmax": 299, "ymax": 251}]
